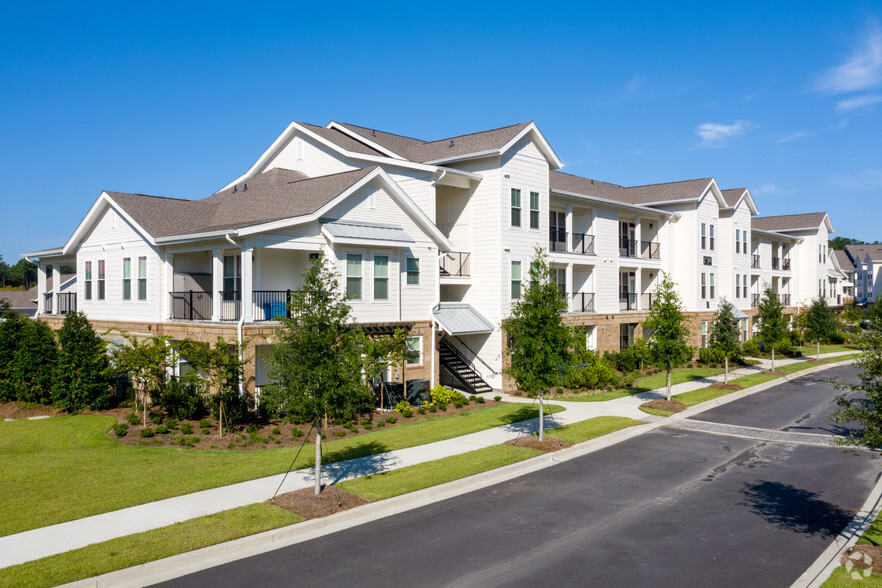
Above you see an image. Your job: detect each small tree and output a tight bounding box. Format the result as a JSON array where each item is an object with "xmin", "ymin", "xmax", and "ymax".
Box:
[
  {"xmin": 642, "ymin": 272, "xmax": 691, "ymax": 400},
  {"xmin": 182, "ymin": 337, "xmax": 247, "ymax": 438},
  {"xmin": 830, "ymin": 305, "xmax": 882, "ymax": 450},
  {"xmin": 804, "ymin": 297, "xmax": 839, "ymax": 360},
  {"xmin": 0, "ymin": 309, "xmax": 27, "ymax": 401},
  {"xmin": 264, "ymin": 252, "xmax": 371, "ymax": 494},
  {"xmin": 52, "ymin": 311, "xmax": 113, "ymax": 412},
  {"xmin": 361, "ymin": 328, "xmax": 408, "ymax": 409},
  {"xmin": 11, "ymin": 318, "xmax": 58, "ymax": 404},
  {"xmin": 756, "ymin": 286, "xmax": 788, "ymax": 370},
  {"xmin": 110, "ymin": 334, "xmax": 176, "ymax": 425},
  {"xmin": 709, "ymin": 298, "xmax": 742, "ymax": 384},
  {"xmin": 502, "ymin": 248, "xmax": 570, "ymax": 441}
]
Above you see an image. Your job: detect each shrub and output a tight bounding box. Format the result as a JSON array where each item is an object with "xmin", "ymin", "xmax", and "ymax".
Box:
[
  {"xmin": 385, "ymin": 415, "xmax": 398, "ymax": 424},
  {"xmin": 742, "ymin": 339, "xmax": 760, "ymax": 356},
  {"xmin": 155, "ymin": 424, "xmax": 170, "ymax": 434},
  {"xmin": 566, "ymin": 350, "xmax": 616, "ymax": 390},
  {"xmin": 430, "ymin": 385, "xmax": 463, "ymax": 406},
  {"xmin": 773, "ymin": 338, "xmax": 792, "ymax": 356},
  {"xmin": 376, "ymin": 420, "xmax": 385, "ymax": 427},
  {"xmin": 452, "ymin": 396, "xmax": 467, "ymax": 408},
  {"xmin": 113, "ymin": 423, "xmax": 128, "ymax": 437},
  {"xmin": 179, "ymin": 423, "xmax": 193, "ymax": 434},
  {"xmin": 477, "ymin": 396, "xmax": 485, "ymax": 403},
  {"xmin": 52, "ymin": 311, "xmax": 113, "ymax": 412},
  {"xmin": 364, "ymin": 423, "xmax": 372, "ymax": 430},
  {"xmin": 201, "ymin": 427, "xmax": 211, "ymax": 436},
  {"xmin": 436, "ymin": 402, "xmax": 448, "ymax": 411},
  {"xmin": 829, "ymin": 330, "xmax": 847, "ymax": 344},
  {"xmin": 360, "ymin": 418, "xmax": 371, "ymax": 426},
  {"xmin": 417, "ymin": 407, "xmax": 426, "ymax": 414},
  {"xmin": 291, "ymin": 427, "xmax": 303, "ymax": 438},
  {"xmin": 493, "ymin": 395, "xmax": 502, "ymax": 402},
  {"xmin": 158, "ymin": 377, "xmax": 205, "ymax": 420},
  {"xmin": 199, "ymin": 419, "xmax": 211, "ymax": 429},
  {"xmin": 394, "ymin": 400, "xmax": 411, "ymax": 415},
  {"xmin": 428, "ymin": 404, "xmax": 437, "ymax": 412},
  {"xmin": 271, "ymin": 427, "xmax": 281, "ymax": 435},
  {"xmin": 698, "ymin": 347, "xmax": 726, "ymax": 365},
  {"xmin": 11, "ymin": 317, "xmax": 58, "ymax": 405},
  {"xmin": 150, "ymin": 414, "xmax": 163, "ymax": 425},
  {"xmin": 0, "ymin": 309, "xmax": 27, "ymax": 401},
  {"xmin": 140, "ymin": 428, "xmax": 155, "ymax": 438},
  {"xmin": 165, "ymin": 419, "xmax": 178, "ymax": 429},
  {"xmin": 126, "ymin": 413, "xmax": 141, "ymax": 426},
  {"xmin": 250, "ymin": 432, "xmax": 268, "ymax": 443},
  {"xmin": 246, "ymin": 425, "xmax": 257, "ymax": 433},
  {"xmin": 336, "ymin": 430, "xmax": 347, "ymax": 436}
]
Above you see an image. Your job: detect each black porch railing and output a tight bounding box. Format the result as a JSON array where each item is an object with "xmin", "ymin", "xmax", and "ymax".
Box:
[
  {"xmin": 440, "ymin": 252, "xmax": 470, "ymax": 277},
  {"xmin": 549, "ymin": 231, "xmax": 568, "ymax": 252},
  {"xmin": 43, "ymin": 293, "xmax": 52, "ymax": 314},
  {"xmin": 619, "ymin": 292, "xmax": 638, "ymax": 311},
  {"xmin": 169, "ymin": 291, "xmax": 212, "ymax": 321},
  {"xmin": 219, "ymin": 291, "xmax": 241, "ymax": 321},
  {"xmin": 642, "ymin": 292, "xmax": 657, "ymax": 309},
  {"xmin": 619, "ymin": 237, "xmax": 637, "ymax": 258},
  {"xmin": 57, "ymin": 293, "xmax": 76, "ymax": 314},
  {"xmin": 252, "ymin": 290, "xmax": 290, "ymax": 321},
  {"xmin": 772, "ymin": 257, "xmax": 780, "ymax": 270},
  {"xmin": 641, "ymin": 241, "xmax": 660, "ymax": 260},
  {"xmin": 573, "ymin": 233, "xmax": 595, "ymax": 255},
  {"xmin": 782, "ymin": 258, "xmax": 791, "ymax": 270},
  {"xmin": 752, "ymin": 254, "xmax": 761, "ymax": 269},
  {"xmin": 751, "ymin": 293, "xmax": 760, "ymax": 308},
  {"xmin": 780, "ymin": 294, "xmax": 791, "ymax": 306},
  {"xmin": 571, "ymin": 292, "xmax": 595, "ymax": 313}
]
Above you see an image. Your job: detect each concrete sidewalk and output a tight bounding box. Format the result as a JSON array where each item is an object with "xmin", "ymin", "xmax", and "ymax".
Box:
[{"xmin": 0, "ymin": 350, "xmax": 858, "ymax": 569}]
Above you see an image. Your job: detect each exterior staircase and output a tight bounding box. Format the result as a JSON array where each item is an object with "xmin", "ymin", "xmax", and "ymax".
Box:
[{"xmin": 439, "ymin": 338, "xmax": 493, "ymax": 395}]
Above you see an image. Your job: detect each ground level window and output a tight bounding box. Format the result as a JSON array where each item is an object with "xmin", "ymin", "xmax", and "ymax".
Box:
[
  {"xmin": 138, "ymin": 256, "xmax": 147, "ymax": 300},
  {"xmin": 701, "ymin": 321, "xmax": 708, "ymax": 348},
  {"xmin": 122, "ymin": 257, "xmax": 131, "ymax": 300},
  {"xmin": 620, "ymin": 323, "xmax": 635, "ymax": 350},
  {"xmin": 511, "ymin": 261, "xmax": 521, "ymax": 300},
  {"xmin": 406, "ymin": 336, "xmax": 422, "ymax": 365}
]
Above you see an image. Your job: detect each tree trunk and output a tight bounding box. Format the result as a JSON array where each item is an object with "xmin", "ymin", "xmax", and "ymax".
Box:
[
  {"xmin": 218, "ymin": 399, "xmax": 224, "ymax": 439},
  {"xmin": 724, "ymin": 355, "xmax": 729, "ymax": 384},
  {"xmin": 666, "ymin": 365, "xmax": 672, "ymax": 401},
  {"xmin": 771, "ymin": 346, "xmax": 775, "ymax": 372},
  {"xmin": 817, "ymin": 339, "xmax": 820, "ymax": 361},
  {"xmin": 314, "ymin": 422, "xmax": 322, "ymax": 495},
  {"xmin": 142, "ymin": 386, "xmax": 147, "ymax": 426},
  {"xmin": 538, "ymin": 391, "xmax": 544, "ymax": 442}
]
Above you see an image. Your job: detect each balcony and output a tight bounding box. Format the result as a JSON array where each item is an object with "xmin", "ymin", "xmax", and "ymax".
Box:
[
  {"xmin": 641, "ymin": 241, "xmax": 660, "ymax": 260},
  {"xmin": 619, "ymin": 237, "xmax": 637, "ymax": 258},
  {"xmin": 641, "ymin": 292, "xmax": 658, "ymax": 309},
  {"xmin": 169, "ymin": 290, "xmax": 309, "ymax": 322},
  {"xmin": 782, "ymin": 258, "xmax": 791, "ymax": 271},
  {"xmin": 572, "ymin": 233, "xmax": 595, "ymax": 255},
  {"xmin": 752, "ymin": 254, "xmax": 761, "ymax": 269},
  {"xmin": 169, "ymin": 291, "xmax": 213, "ymax": 321},
  {"xmin": 772, "ymin": 257, "xmax": 780, "ymax": 270},
  {"xmin": 440, "ymin": 252, "xmax": 470, "ymax": 277},
  {"xmin": 43, "ymin": 293, "xmax": 78, "ymax": 316},
  {"xmin": 571, "ymin": 292, "xmax": 595, "ymax": 313},
  {"xmin": 780, "ymin": 293, "xmax": 791, "ymax": 306},
  {"xmin": 620, "ymin": 238, "xmax": 660, "ymax": 260},
  {"xmin": 619, "ymin": 292, "xmax": 638, "ymax": 311},
  {"xmin": 751, "ymin": 293, "xmax": 760, "ymax": 308}
]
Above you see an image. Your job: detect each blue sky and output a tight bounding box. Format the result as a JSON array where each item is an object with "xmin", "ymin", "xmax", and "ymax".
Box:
[{"xmin": 2, "ymin": 1, "xmax": 881, "ymax": 262}]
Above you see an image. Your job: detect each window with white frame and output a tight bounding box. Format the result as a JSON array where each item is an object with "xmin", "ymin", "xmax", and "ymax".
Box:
[
  {"xmin": 743, "ymin": 275, "xmax": 748, "ymax": 299},
  {"xmin": 740, "ymin": 318, "xmax": 749, "ymax": 342},
  {"xmin": 529, "ymin": 191, "xmax": 540, "ymax": 229},
  {"xmin": 510, "ymin": 188, "xmax": 521, "ymax": 227},
  {"xmin": 97, "ymin": 260, "xmax": 106, "ymax": 300},
  {"xmin": 585, "ymin": 325, "xmax": 597, "ymax": 351},
  {"xmin": 709, "ymin": 225, "xmax": 715, "ymax": 251},
  {"xmin": 735, "ymin": 229, "xmax": 740, "ymax": 254},
  {"xmin": 346, "ymin": 254, "xmax": 362, "ymax": 299},
  {"xmin": 373, "ymin": 255, "xmax": 388, "ymax": 300},
  {"xmin": 223, "ymin": 255, "xmax": 241, "ymax": 298},
  {"xmin": 511, "ymin": 261, "xmax": 521, "ymax": 300},
  {"xmin": 701, "ymin": 272, "xmax": 706, "ymax": 299},
  {"xmin": 710, "ymin": 273, "xmax": 715, "ymax": 298},
  {"xmin": 620, "ymin": 323, "xmax": 635, "ymax": 350},
  {"xmin": 701, "ymin": 223, "xmax": 706, "ymax": 249},
  {"xmin": 138, "ymin": 257, "xmax": 147, "ymax": 300},
  {"xmin": 735, "ymin": 273, "xmax": 740, "ymax": 299},
  {"xmin": 122, "ymin": 258, "xmax": 131, "ymax": 301},
  {"xmin": 406, "ymin": 336, "xmax": 422, "ymax": 365},
  {"xmin": 742, "ymin": 231, "xmax": 747, "ymax": 254},
  {"xmin": 701, "ymin": 321, "xmax": 708, "ymax": 348},
  {"xmin": 406, "ymin": 257, "xmax": 420, "ymax": 285},
  {"xmin": 84, "ymin": 261, "xmax": 92, "ymax": 300}
]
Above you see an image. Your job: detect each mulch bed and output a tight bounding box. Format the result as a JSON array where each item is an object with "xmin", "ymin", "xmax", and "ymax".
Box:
[
  {"xmin": 842, "ymin": 545, "xmax": 882, "ymax": 575},
  {"xmin": 640, "ymin": 399, "xmax": 687, "ymax": 413},
  {"xmin": 707, "ymin": 383, "xmax": 742, "ymax": 391},
  {"xmin": 505, "ymin": 436, "xmax": 571, "ymax": 452},
  {"xmin": 268, "ymin": 485, "xmax": 368, "ymax": 519}
]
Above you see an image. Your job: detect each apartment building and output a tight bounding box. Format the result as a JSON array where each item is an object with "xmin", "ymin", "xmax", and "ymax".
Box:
[
  {"xmin": 25, "ymin": 119, "xmax": 841, "ymax": 393},
  {"xmin": 845, "ymin": 245, "xmax": 882, "ymax": 305}
]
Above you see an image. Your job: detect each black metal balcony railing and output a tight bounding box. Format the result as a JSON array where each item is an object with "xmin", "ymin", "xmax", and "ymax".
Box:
[
  {"xmin": 43, "ymin": 293, "xmax": 52, "ymax": 314},
  {"xmin": 642, "ymin": 292, "xmax": 658, "ymax": 309},
  {"xmin": 772, "ymin": 257, "xmax": 780, "ymax": 270},
  {"xmin": 782, "ymin": 258, "xmax": 791, "ymax": 270},
  {"xmin": 57, "ymin": 293, "xmax": 77, "ymax": 315},
  {"xmin": 752, "ymin": 254, "xmax": 761, "ymax": 269},
  {"xmin": 780, "ymin": 294, "xmax": 791, "ymax": 306},
  {"xmin": 549, "ymin": 231, "xmax": 568, "ymax": 252},
  {"xmin": 169, "ymin": 291, "xmax": 212, "ymax": 321},
  {"xmin": 440, "ymin": 252, "xmax": 470, "ymax": 277},
  {"xmin": 619, "ymin": 237, "xmax": 637, "ymax": 258},
  {"xmin": 751, "ymin": 293, "xmax": 760, "ymax": 308},
  {"xmin": 573, "ymin": 233, "xmax": 595, "ymax": 255},
  {"xmin": 571, "ymin": 292, "xmax": 595, "ymax": 313},
  {"xmin": 641, "ymin": 241, "xmax": 660, "ymax": 260},
  {"xmin": 619, "ymin": 292, "xmax": 638, "ymax": 311}
]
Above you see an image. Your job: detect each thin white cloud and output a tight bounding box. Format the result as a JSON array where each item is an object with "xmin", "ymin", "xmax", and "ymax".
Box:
[
  {"xmin": 835, "ymin": 93, "xmax": 882, "ymax": 112},
  {"xmin": 624, "ymin": 74, "xmax": 646, "ymax": 97},
  {"xmin": 752, "ymin": 184, "xmax": 796, "ymax": 196},
  {"xmin": 816, "ymin": 27, "xmax": 882, "ymax": 94},
  {"xmin": 777, "ymin": 130, "xmax": 814, "ymax": 143},
  {"xmin": 831, "ymin": 168, "xmax": 882, "ymax": 190},
  {"xmin": 695, "ymin": 120, "xmax": 754, "ymax": 147}
]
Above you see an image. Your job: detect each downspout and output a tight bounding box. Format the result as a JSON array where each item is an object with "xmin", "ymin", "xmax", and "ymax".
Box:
[
  {"xmin": 431, "ymin": 248, "xmax": 448, "ymax": 387},
  {"xmin": 225, "ymin": 234, "xmax": 245, "ymax": 399}
]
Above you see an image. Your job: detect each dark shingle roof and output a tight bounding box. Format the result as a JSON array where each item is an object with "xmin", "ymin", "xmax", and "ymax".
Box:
[
  {"xmin": 834, "ymin": 249, "xmax": 856, "ymax": 270},
  {"xmin": 297, "ymin": 123, "xmax": 386, "ymax": 157},
  {"xmin": 551, "ymin": 171, "xmax": 713, "ymax": 206},
  {"xmin": 752, "ymin": 212, "xmax": 828, "ymax": 232},
  {"xmin": 549, "ymin": 171, "xmax": 628, "ymax": 201},
  {"xmin": 721, "ymin": 188, "xmax": 747, "ymax": 207},
  {"xmin": 333, "ymin": 121, "xmax": 533, "ymax": 163},
  {"xmin": 108, "ymin": 167, "xmax": 375, "ymax": 239},
  {"xmin": 845, "ymin": 244, "xmax": 882, "ymax": 262}
]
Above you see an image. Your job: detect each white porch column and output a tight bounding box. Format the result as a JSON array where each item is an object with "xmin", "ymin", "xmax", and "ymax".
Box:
[
  {"xmin": 565, "ymin": 204, "xmax": 574, "ymax": 253},
  {"xmin": 634, "ymin": 217, "xmax": 642, "ymax": 258},
  {"xmin": 565, "ymin": 263, "xmax": 574, "ymax": 312},
  {"xmin": 242, "ymin": 248, "xmax": 253, "ymax": 322},
  {"xmin": 211, "ymin": 250, "xmax": 224, "ymax": 321},
  {"xmin": 37, "ymin": 264, "xmax": 47, "ymax": 315},
  {"xmin": 52, "ymin": 264, "xmax": 61, "ymax": 314},
  {"xmin": 164, "ymin": 252, "xmax": 174, "ymax": 319},
  {"xmin": 635, "ymin": 269, "xmax": 643, "ymax": 311}
]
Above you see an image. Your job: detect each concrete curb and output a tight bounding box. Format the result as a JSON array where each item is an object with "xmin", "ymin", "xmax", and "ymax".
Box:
[{"xmin": 66, "ymin": 357, "xmax": 859, "ymax": 587}]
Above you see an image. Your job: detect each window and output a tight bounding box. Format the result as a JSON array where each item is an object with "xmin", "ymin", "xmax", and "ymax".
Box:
[
  {"xmin": 97, "ymin": 260, "xmax": 105, "ymax": 300},
  {"xmin": 406, "ymin": 257, "xmax": 420, "ymax": 285},
  {"xmin": 223, "ymin": 255, "xmax": 241, "ymax": 296},
  {"xmin": 346, "ymin": 254, "xmax": 362, "ymax": 299},
  {"xmin": 138, "ymin": 257, "xmax": 147, "ymax": 300},
  {"xmin": 710, "ymin": 273, "xmax": 715, "ymax": 298},
  {"xmin": 743, "ymin": 231, "xmax": 747, "ymax": 254},
  {"xmin": 406, "ymin": 336, "xmax": 422, "ymax": 365},
  {"xmin": 735, "ymin": 230, "xmax": 740, "ymax": 254},
  {"xmin": 709, "ymin": 225, "xmax": 715, "ymax": 251},
  {"xmin": 84, "ymin": 261, "xmax": 92, "ymax": 301},
  {"xmin": 529, "ymin": 191, "xmax": 540, "ymax": 229},
  {"xmin": 701, "ymin": 321, "xmax": 708, "ymax": 348},
  {"xmin": 701, "ymin": 223, "xmax": 706, "ymax": 249},
  {"xmin": 818, "ymin": 280, "xmax": 823, "ymax": 297},
  {"xmin": 555, "ymin": 268, "xmax": 567, "ymax": 298},
  {"xmin": 550, "ymin": 211, "xmax": 566, "ymax": 245},
  {"xmin": 743, "ymin": 275, "xmax": 748, "ymax": 298},
  {"xmin": 510, "ymin": 188, "xmax": 521, "ymax": 227},
  {"xmin": 735, "ymin": 273, "xmax": 740, "ymax": 299},
  {"xmin": 620, "ymin": 323, "xmax": 635, "ymax": 350},
  {"xmin": 511, "ymin": 261, "xmax": 521, "ymax": 300},
  {"xmin": 122, "ymin": 258, "xmax": 131, "ymax": 300},
  {"xmin": 373, "ymin": 255, "xmax": 388, "ymax": 300},
  {"xmin": 585, "ymin": 326, "xmax": 597, "ymax": 351},
  {"xmin": 701, "ymin": 273, "xmax": 706, "ymax": 299},
  {"xmin": 740, "ymin": 318, "xmax": 750, "ymax": 343},
  {"xmin": 819, "ymin": 244, "xmax": 823, "ymax": 263}
]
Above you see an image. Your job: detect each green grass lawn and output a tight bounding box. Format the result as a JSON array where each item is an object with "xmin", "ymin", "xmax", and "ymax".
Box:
[
  {"xmin": 638, "ymin": 406, "xmax": 675, "ymax": 417},
  {"xmin": 793, "ymin": 344, "xmax": 860, "ymax": 355},
  {"xmin": 674, "ymin": 387, "xmax": 740, "ymax": 406},
  {"xmin": 0, "ymin": 403, "xmax": 563, "ymax": 537},
  {"xmin": 0, "ymin": 504, "xmax": 301, "ymax": 588},
  {"xmin": 545, "ymin": 416, "xmax": 643, "ymax": 444},
  {"xmin": 338, "ymin": 444, "xmax": 542, "ymax": 501},
  {"xmin": 560, "ymin": 388, "xmax": 649, "ymax": 402},
  {"xmin": 635, "ymin": 368, "xmax": 726, "ymax": 389},
  {"xmin": 821, "ymin": 505, "xmax": 882, "ymax": 586}
]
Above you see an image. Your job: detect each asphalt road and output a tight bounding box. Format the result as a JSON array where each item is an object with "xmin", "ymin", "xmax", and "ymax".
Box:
[{"xmin": 158, "ymin": 365, "xmax": 881, "ymax": 588}]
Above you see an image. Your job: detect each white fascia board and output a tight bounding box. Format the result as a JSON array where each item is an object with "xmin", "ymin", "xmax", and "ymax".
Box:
[
  {"xmin": 320, "ymin": 230, "xmax": 420, "ymax": 250},
  {"xmin": 823, "ymin": 213, "xmax": 834, "ymax": 234},
  {"xmin": 750, "ymin": 228, "xmax": 798, "ymax": 241},
  {"xmin": 326, "ymin": 121, "xmax": 407, "ymax": 160},
  {"xmin": 62, "ymin": 192, "xmax": 157, "ymax": 255},
  {"xmin": 423, "ymin": 149, "xmax": 500, "ymax": 166},
  {"xmin": 499, "ymin": 123, "xmax": 564, "ymax": 169},
  {"xmin": 550, "ymin": 189, "xmax": 674, "ymax": 218},
  {"xmin": 702, "ymin": 179, "xmax": 727, "ymax": 208},
  {"xmin": 22, "ymin": 247, "xmax": 64, "ymax": 260},
  {"xmin": 154, "ymin": 229, "xmax": 240, "ymax": 245},
  {"xmin": 436, "ymin": 167, "xmax": 483, "ymax": 182}
]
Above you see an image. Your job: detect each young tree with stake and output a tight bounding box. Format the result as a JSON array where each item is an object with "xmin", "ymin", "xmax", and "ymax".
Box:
[
  {"xmin": 642, "ymin": 272, "xmax": 691, "ymax": 400},
  {"xmin": 756, "ymin": 286, "xmax": 788, "ymax": 371},
  {"xmin": 709, "ymin": 298, "xmax": 742, "ymax": 384}
]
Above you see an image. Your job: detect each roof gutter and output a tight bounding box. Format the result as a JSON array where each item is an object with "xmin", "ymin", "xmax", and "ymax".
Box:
[
  {"xmin": 550, "ymin": 189, "xmax": 677, "ymax": 218},
  {"xmin": 225, "ymin": 233, "xmax": 246, "ymax": 400}
]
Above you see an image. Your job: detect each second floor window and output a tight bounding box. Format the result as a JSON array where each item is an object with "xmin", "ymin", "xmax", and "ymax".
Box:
[
  {"xmin": 743, "ymin": 274, "xmax": 748, "ymax": 298},
  {"xmin": 550, "ymin": 211, "xmax": 566, "ymax": 244},
  {"xmin": 743, "ymin": 231, "xmax": 748, "ymax": 253},
  {"xmin": 97, "ymin": 260, "xmax": 106, "ymax": 300},
  {"xmin": 511, "ymin": 261, "xmax": 521, "ymax": 300},
  {"xmin": 511, "ymin": 189, "xmax": 521, "ymax": 227},
  {"xmin": 122, "ymin": 258, "xmax": 131, "ymax": 300},
  {"xmin": 84, "ymin": 261, "xmax": 92, "ymax": 300},
  {"xmin": 529, "ymin": 192, "xmax": 540, "ymax": 229},
  {"xmin": 701, "ymin": 272, "xmax": 706, "ymax": 299},
  {"xmin": 709, "ymin": 225, "xmax": 715, "ymax": 250},
  {"xmin": 735, "ymin": 230, "xmax": 740, "ymax": 254},
  {"xmin": 138, "ymin": 256, "xmax": 147, "ymax": 301},
  {"xmin": 735, "ymin": 274, "xmax": 740, "ymax": 299},
  {"xmin": 406, "ymin": 257, "xmax": 420, "ymax": 285},
  {"xmin": 346, "ymin": 254, "xmax": 362, "ymax": 299},
  {"xmin": 710, "ymin": 273, "xmax": 715, "ymax": 298},
  {"xmin": 373, "ymin": 255, "xmax": 388, "ymax": 300},
  {"xmin": 701, "ymin": 223, "xmax": 706, "ymax": 249}
]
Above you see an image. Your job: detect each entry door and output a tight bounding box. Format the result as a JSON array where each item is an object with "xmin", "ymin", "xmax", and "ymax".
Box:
[{"xmin": 619, "ymin": 221, "xmax": 635, "ymax": 256}]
